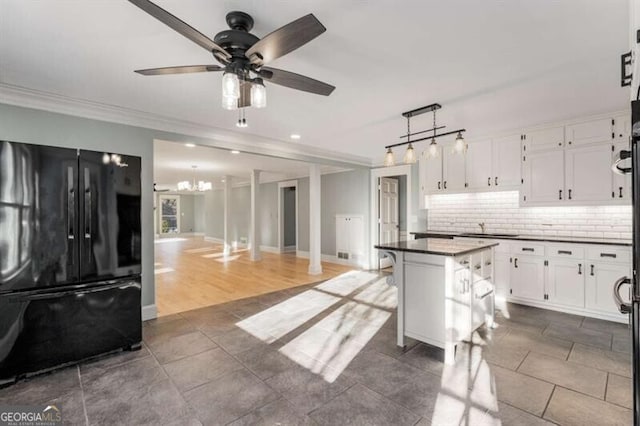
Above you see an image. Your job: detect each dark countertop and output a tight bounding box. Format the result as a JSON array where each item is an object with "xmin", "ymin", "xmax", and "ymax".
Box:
[
  {"xmin": 375, "ymin": 238, "xmax": 498, "ymax": 257},
  {"xmin": 409, "ymin": 231, "xmax": 632, "ymax": 247}
]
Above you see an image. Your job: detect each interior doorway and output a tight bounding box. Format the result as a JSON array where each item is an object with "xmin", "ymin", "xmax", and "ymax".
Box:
[{"xmin": 278, "ymin": 180, "xmax": 298, "ymax": 253}]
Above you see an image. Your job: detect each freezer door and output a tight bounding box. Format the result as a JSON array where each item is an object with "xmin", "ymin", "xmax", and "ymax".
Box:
[
  {"xmin": 79, "ymin": 150, "xmax": 141, "ymax": 281},
  {"xmin": 0, "ymin": 278, "xmax": 141, "ymax": 384},
  {"xmin": 0, "ymin": 141, "xmax": 79, "ymax": 292}
]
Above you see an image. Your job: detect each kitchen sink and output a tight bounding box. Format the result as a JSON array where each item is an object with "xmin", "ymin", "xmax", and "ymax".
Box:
[{"xmin": 461, "ymin": 233, "xmax": 519, "ymax": 238}]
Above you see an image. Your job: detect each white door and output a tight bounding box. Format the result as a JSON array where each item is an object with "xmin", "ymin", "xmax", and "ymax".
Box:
[
  {"xmin": 585, "ymin": 262, "xmax": 630, "ymax": 318},
  {"xmin": 159, "ymin": 195, "xmax": 180, "ymax": 234},
  {"xmin": 522, "ymin": 150, "xmax": 565, "ymax": 204},
  {"xmin": 523, "ymin": 126, "xmax": 565, "ymax": 152},
  {"xmin": 492, "ymin": 134, "xmax": 522, "ymax": 188},
  {"xmin": 565, "ymin": 144, "xmax": 613, "ymax": 202},
  {"xmin": 465, "ymin": 139, "xmax": 493, "ymax": 190},
  {"xmin": 565, "ymin": 118, "xmax": 613, "ymax": 147},
  {"xmin": 442, "ymin": 146, "xmax": 466, "ymax": 191},
  {"xmin": 510, "ymin": 256, "xmax": 545, "ymax": 301},
  {"xmin": 424, "ymin": 149, "xmax": 443, "ymax": 192},
  {"xmin": 613, "ymin": 142, "xmax": 632, "ymax": 202},
  {"xmin": 379, "ymin": 177, "xmax": 399, "ymax": 245},
  {"xmin": 546, "ymin": 258, "xmax": 585, "ymax": 308}
]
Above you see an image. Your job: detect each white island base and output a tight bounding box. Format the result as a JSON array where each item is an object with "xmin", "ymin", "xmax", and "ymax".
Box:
[{"xmin": 378, "ymin": 239, "xmax": 497, "ymax": 364}]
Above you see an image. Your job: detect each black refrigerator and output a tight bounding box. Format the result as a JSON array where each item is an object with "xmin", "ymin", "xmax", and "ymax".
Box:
[{"xmin": 0, "ymin": 140, "xmax": 142, "ymax": 385}]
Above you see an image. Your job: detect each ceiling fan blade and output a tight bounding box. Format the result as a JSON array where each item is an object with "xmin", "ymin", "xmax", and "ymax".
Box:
[
  {"xmin": 237, "ymin": 81, "xmax": 252, "ymax": 108},
  {"xmin": 261, "ymin": 67, "xmax": 335, "ymax": 96},
  {"xmin": 245, "ymin": 14, "xmax": 325, "ymax": 65},
  {"xmin": 135, "ymin": 65, "xmax": 224, "ymax": 76},
  {"xmin": 128, "ymin": 0, "xmax": 231, "ymax": 59}
]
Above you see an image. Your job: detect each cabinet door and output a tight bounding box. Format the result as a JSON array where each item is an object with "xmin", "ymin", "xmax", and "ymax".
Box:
[
  {"xmin": 523, "ymin": 126, "xmax": 564, "ymax": 152},
  {"xmin": 465, "ymin": 139, "xmax": 493, "ymax": 190},
  {"xmin": 418, "ymin": 157, "xmax": 427, "ymax": 209},
  {"xmin": 493, "ymin": 253, "xmax": 511, "ymax": 309},
  {"xmin": 546, "ymin": 259, "xmax": 585, "ymax": 308},
  {"xmin": 613, "ymin": 142, "xmax": 632, "ymax": 202},
  {"xmin": 404, "ymin": 262, "xmax": 445, "ymax": 343},
  {"xmin": 424, "ymin": 149, "xmax": 443, "ymax": 193},
  {"xmin": 492, "ymin": 134, "xmax": 522, "ymax": 188},
  {"xmin": 510, "ymin": 256, "xmax": 545, "ymax": 301},
  {"xmin": 585, "ymin": 262, "xmax": 630, "ymax": 318},
  {"xmin": 565, "ymin": 144, "xmax": 613, "ymax": 202},
  {"xmin": 442, "ymin": 146, "xmax": 466, "ymax": 191},
  {"xmin": 522, "ymin": 150, "xmax": 565, "ymax": 204},
  {"xmin": 613, "ymin": 114, "xmax": 630, "ymax": 143},
  {"xmin": 565, "ymin": 118, "xmax": 613, "ymax": 147}
]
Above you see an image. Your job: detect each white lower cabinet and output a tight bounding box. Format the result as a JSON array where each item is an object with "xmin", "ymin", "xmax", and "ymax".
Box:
[
  {"xmin": 510, "ymin": 255, "xmax": 545, "ymax": 300},
  {"xmin": 585, "ymin": 262, "xmax": 630, "ymax": 319},
  {"xmin": 546, "ymin": 258, "xmax": 585, "ymax": 308}
]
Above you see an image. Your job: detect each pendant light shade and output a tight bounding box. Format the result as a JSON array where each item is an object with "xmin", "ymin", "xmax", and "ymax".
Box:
[
  {"xmin": 222, "ymin": 72, "xmax": 240, "ymax": 99},
  {"xmin": 384, "ymin": 148, "xmax": 395, "ymax": 167},
  {"xmin": 428, "ymin": 140, "xmax": 439, "ymax": 158},
  {"xmin": 250, "ymin": 79, "xmax": 267, "ymax": 108},
  {"xmin": 454, "ymin": 131, "xmax": 466, "ymax": 154},
  {"xmin": 403, "ymin": 143, "xmax": 417, "ymax": 164}
]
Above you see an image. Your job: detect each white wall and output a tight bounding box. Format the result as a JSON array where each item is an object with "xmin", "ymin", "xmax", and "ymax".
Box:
[{"xmin": 428, "ymin": 190, "xmax": 632, "ymax": 239}]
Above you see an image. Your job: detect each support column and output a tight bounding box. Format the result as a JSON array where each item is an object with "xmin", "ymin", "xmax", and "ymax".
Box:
[
  {"xmin": 308, "ymin": 164, "xmax": 322, "ymax": 275},
  {"xmin": 223, "ymin": 175, "xmax": 232, "ymax": 255},
  {"xmin": 249, "ymin": 170, "xmax": 261, "ymax": 261}
]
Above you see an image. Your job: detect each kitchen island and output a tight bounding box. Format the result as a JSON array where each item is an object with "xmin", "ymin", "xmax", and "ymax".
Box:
[{"xmin": 375, "ymin": 238, "xmax": 498, "ymax": 364}]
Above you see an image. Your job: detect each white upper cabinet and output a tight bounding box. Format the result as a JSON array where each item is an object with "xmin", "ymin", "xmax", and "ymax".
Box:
[
  {"xmin": 565, "ymin": 144, "xmax": 614, "ymax": 202},
  {"xmin": 465, "ymin": 139, "xmax": 493, "ymax": 190},
  {"xmin": 522, "ymin": 150, "xmax": 565, "ymax": 204},
  {"xmin": 442, "ymin": 146, "xmax": 466, "ymax": 192},
  {"xmin": 523, "ymin": 126, "xmax": 565, "ymax": 152},
  {"xmin": 423, "ymin": 148, "xmax": 443, "ymax": 192},
  {"xmin": 613, "ymin": 141, "xmax": 631, "ymax": 201},
  {"xmin": 613, "ymin": 114, "xmax": 631, "ymax": 143},
  {"xmin": 492, "ymin": 134, "xmax": 522, "ymax": 188},
  {"xmin": 565, "ymin": 118, "xmax": 613, "ymax": 147}
]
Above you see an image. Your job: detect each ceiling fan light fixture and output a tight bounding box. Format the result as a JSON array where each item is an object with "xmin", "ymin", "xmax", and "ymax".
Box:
[
  {"xmin": 222, "ymin": 94, "xmax": 238, "ymax": 110},
  {"xmin": 384, "ymin": 148, "xmax": 395, "ymax": 167},
  {"xmin": 222, "ymin": 72, "xmax": 240, "ymax": 99},
  {"xmin": 404, "ymin": 143, "xmax": 417, "ymax": 164},
  {"xmin": 250, "ymin": 78, "xmax": 267, "ymax": 108}
]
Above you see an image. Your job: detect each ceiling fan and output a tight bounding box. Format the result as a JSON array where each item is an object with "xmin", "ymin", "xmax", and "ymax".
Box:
[{"xmin": 128, "ymin": 0, "xmax": 335, "ymax": 116}]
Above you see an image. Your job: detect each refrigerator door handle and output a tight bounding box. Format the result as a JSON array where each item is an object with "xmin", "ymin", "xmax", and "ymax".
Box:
[
  {"xmin": 83, "ymin": 167, "xmax": 91, "ymax": 239},
  {"xmin": 67, "ymin": 166, "xmax": 75, "ymax": 240},
  {"xmin": 613, "ymin": 276, "xmax": 632, "ymax": 314},
  {"xmin": 612, "ymin": 149, "xmax": 632, "ymax": 175}
]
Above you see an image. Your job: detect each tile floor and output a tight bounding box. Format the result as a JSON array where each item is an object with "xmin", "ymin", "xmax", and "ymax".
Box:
[{"xmin": 0, "ymin": 271, "xmax": 634, "ymax": 425}]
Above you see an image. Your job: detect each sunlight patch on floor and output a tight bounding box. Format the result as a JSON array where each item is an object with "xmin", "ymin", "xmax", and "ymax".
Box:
[
  {"xmin": 235, "ymin": 290, "xmax": 341, "ymax": 343},
  {"xmin": 314, "ymin": 270, "xmax": 379, "ymax": 296},
  {"xmin": 154, "ymin": 238, "xmax": 187, "ymax": 244},
  {"xmin": 215, "ymin": 255, "xmax": 241, "ymax": 263},
  {"xmin": 353, "ymin": 277, "xmax": 398, "ymax": 309},
  {"xmin": 154, "ymin": 267, "xmax": 175, "ymax": 275},
  {"xmin": 184, "ymin": 247, "xmax": 220, "ymax": 254}
]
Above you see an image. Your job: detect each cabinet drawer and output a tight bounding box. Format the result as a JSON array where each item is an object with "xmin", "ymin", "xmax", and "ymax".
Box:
[
  {"xmin": 511, "ymin": 242, "xmax": 545, "ymax": 256},
  {"xmin": 586, "ymin": 246, "xmax": 631, "ymax": 263},
  {"xmin": 546, "ymin": 244, "xmax": 585, "ymax": 259}
]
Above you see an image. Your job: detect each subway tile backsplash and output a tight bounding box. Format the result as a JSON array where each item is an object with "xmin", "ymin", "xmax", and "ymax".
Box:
[{"xmin": 427, "ymin": 191, "xmax": 632, "ymax": 240}]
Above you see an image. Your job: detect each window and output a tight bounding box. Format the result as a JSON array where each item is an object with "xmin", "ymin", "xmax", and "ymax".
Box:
[{"xmin": 159, "ymin": 195, "xmax": 180, "ymax": 234}]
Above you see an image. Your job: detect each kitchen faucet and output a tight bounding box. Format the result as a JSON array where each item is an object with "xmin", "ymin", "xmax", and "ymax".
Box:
[{"xmin": 478, "ymin": 222, "xmax": 486, "ymax": 233}]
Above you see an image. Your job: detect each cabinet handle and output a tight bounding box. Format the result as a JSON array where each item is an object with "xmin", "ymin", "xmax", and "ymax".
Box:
[
  {"xmin": 557, "ymin": 250, "xmax": 572, "ymax": 255},
  {"xmin": 514, "ymin": 258, "xmax": 518, "ymax": 268},
  {"xmin": 438, "ymin": 181, "xmax": 441, "ymax": 190},
  {"xmin": 460, "ymin": 259, "xmax": 470, "ymax": 265},
  {"xmin": 578, "ymin": 263, "xmax": 582, "ymax": 275},
  {"xmin": 495, "ymin": 176, "xmax": 498, "ymax": 186},
  {"xmin": 521, "ymin": 247, "xmax": 534, "ymax": 252},
  {"xmin": 590, "ymin": 264, "xmax": 594, "ymax": 276},
  {"xmin": 568, "ymin": 189, "xmax": 572, "ymax": 200},
  {"xmin": 474, "ymin": 264, "xmax": 482, "ymax": 270},
  {"xmin": 444, "ymin": 181, "xmax": 447, "ymax": 189},
  {"xmin": 485, "ymin": 261, "xmax": 492, "ymax": 266},
  {"xmin": 488, "ymin": 177, "xmax": 491, "ymax": 186},
  {"xmin": 619, "ymin": 187, "xmax": 623, "ymax": 198},
  {"xmin": 559, "ymin": 189, "xmax": 563, "ymax": 200},
  {"xmin": 600, "ymin": 253, "xmax": 617, "ymax": 258}
]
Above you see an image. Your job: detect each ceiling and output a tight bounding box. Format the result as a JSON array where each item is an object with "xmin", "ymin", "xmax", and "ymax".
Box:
[
  {"xmin": 153, "ymin": 139, "xmax": 344, "ymax": 188},
  {"xmin": 0, "ymin": 0, "xmax": 631, "ymax": 165}
]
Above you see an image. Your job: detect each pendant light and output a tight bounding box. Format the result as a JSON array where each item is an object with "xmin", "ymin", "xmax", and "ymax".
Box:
[
  {"xmin": 428, "ymin": 139, "xmax": 439, "ymax": 158},
  {"xmin": 250, "ymin": 78, "xmax": 267, "ymax": 108},
  {"xmin": 403, "ymin": 115, "xmax": 417, "ymax": 164},
  {"xmin": 453, "ymin": 131, "xmax": 466, "ymax": 154},
  {"xmin": 384, "ymin": 148, "xmax": 395, "ymax": 166}
]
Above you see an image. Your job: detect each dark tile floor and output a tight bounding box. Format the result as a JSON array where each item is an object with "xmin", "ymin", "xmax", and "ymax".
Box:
[{"xmin": 0, "ymin": 271, "xmax": 634, "ymax": 425}]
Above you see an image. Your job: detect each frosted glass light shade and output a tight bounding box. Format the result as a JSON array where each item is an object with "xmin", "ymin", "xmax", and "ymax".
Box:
[
  {"xmin": 384, "ymin": 148, "xmax": 395, "ymax": 167},
  {"xmin": 222, "ymin": 72, "xmax": 240, "ymax": 99},
  {"xmin": 222, "ymin": 95, "xmax": 238, "ymax": 110},
  {"xmin": 403, "ymin": 143, "xmax": 417, "ymax": 164},
  {"xmin": 428, "ymin": 141, "xmax": 439, "ymax": 158},
  {"xmin": 251, "ymin": 82, "xmax": 267, "ymax": 108}
]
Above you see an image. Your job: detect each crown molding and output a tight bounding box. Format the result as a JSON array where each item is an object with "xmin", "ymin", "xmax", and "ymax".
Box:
[{"xmin": 0, "ymin": 83, "xmax": 373, "ymax": 169}]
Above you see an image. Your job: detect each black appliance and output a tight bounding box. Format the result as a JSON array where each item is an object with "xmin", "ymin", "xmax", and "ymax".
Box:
[
  {"xmin": 0, "ymin": 141, "xmax": 142, "ymax": 385},
  {"xmin": 612, "ymin": 101, "xmax": 640, "ymax": 425}
]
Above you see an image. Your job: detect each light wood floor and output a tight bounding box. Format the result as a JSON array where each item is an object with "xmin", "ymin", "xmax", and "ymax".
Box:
[{"xmin": 154, "ymin": 237, "xmax": 356, "ymax": 317}]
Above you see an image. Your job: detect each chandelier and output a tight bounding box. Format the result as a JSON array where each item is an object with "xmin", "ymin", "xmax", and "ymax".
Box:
[{"xmin": 177, "ymin": 165, "xmax": 212, "ymax": 192}]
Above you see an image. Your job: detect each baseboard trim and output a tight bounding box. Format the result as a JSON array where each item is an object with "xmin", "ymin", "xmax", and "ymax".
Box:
[
  {"xmin": 260, "ymin": 245, "xmax": 280, "ymax": 253},
  {"xmin": 141, "ymin": 304, "xmax": 157, "ymax": 321},
  {"xmin": 296, "ymin": 250, "xmax": 363, "ymax": 267},
  {"xmin": 283, "ymin": 245, "xmax": 297, "ymax": 253},
  {"xmin": 505, "ymin": 297, "xmax": 628, "ymax": 324}
]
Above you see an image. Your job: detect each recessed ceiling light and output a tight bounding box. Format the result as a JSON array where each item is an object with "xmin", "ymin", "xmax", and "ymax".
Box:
[
  {"xmin": 290, "ymin": 134, "xmax": 301, "ymax": 140},
  {"xmin": 185, "ymin": 143, "xmax": 196, "ymax": 148},
  {"xmin": 231, "ymin": 150, "xmax": 240, "ymax": 154}
]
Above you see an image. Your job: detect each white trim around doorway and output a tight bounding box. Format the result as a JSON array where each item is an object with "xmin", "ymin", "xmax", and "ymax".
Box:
[{"xmin": 278, "ymin": 180, "xmax": 299, "ymax": 253}]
